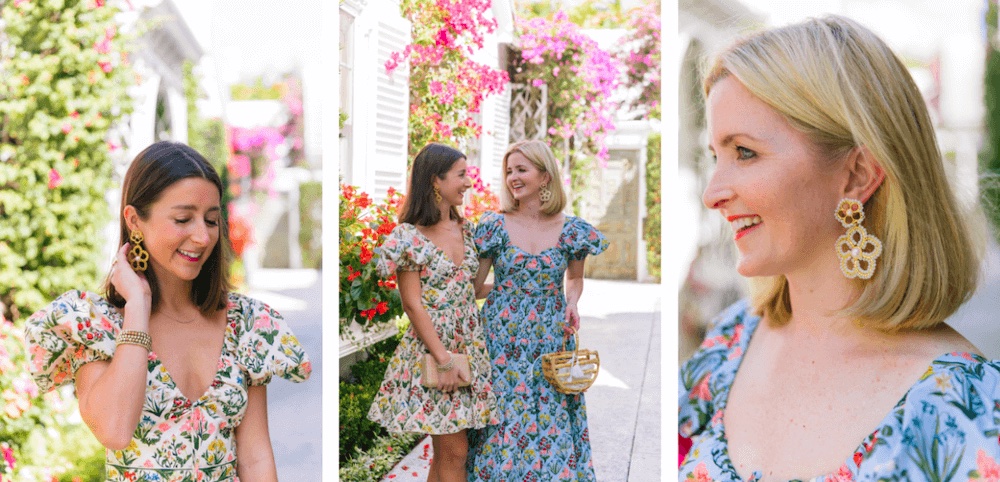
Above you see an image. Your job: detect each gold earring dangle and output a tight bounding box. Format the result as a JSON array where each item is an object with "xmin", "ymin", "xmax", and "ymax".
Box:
[
  {"xmin": 539, "ymin": 183, "xmax": 553, "ymax": 203},
  {"xmin": 433, "ymin": 186, "xmax": 443, "ymax": 204},
  {"xmin": 128, "ymin": 230, "xmax": 149, "ymax": 272},
  {"xmin": 834, "ymin": 198, "xmax": 882, "ymax": 279}
]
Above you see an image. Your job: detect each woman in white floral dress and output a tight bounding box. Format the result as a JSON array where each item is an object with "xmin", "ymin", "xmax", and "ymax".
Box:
[
  {"xmin": 25, "ymin": 141, "xmax": 310, "ymax": 482},
  {"xmin": 368, "ymin": 143, "xmax": 497, "ymax": 482}
]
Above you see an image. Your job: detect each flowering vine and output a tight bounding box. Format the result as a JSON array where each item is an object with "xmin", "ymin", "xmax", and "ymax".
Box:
[
  {"xmin": 514, "ymin": 10, "xmax": 621, "ymax": 211},
  {"xmin": 386, "ymin": 0, "xmax": 510, "ymax": 157},
  {"xmin": 616, "ymin": 0, "xmax": 661, "ymax": 120},
  {"xmin": 464, "ymin": 165, "xmax": 499, "ymax": 223}
]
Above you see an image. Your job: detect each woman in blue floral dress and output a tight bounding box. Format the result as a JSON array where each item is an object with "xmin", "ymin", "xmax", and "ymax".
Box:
[
  {"xmin": 368, "ymin": 143, "xmax": 497, "ymax": 482},
  {"xmin": 25, "ymin": 142, "xmax": 311, "ymax": 481},
  {"xmin": 680, "ymin": 16, "xmax": 1000, "ymax": 481},
  {"xmin": 468, "ymin": 140, "xmax": 608, "ymax": 481}
]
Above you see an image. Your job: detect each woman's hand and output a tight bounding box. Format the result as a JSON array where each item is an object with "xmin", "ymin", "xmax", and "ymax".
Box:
[
  {"xmin": 110, "ymin": 243, "xmax": 152, "ymax": 306},
  {"xmin": 436, "ymin": 359, "xmax": 468, "ymax": 393},
  {"xmin": 564, "ymin": 304, "xmax": 581, "ymax": 335}
]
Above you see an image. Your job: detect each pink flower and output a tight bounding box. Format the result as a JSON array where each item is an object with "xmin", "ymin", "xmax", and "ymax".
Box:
[
  {"xmin": 1, "ymin": 443, "xmax": 14, "ymax": 470},
  {"xmin": 48, "ymin": 168, "xmax": 62, "ymax": 189},
  {"xmin": 976, "ymin": 449, "xmax": 1000, "ymax": 481}
]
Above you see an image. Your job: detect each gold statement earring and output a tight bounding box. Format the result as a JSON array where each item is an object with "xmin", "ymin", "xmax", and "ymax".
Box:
[
  {"xmin": 128, "ymin": 230, "xmax": 149, "ymax": 272},
  {"xmin": 433, "ymin": 186, "xmax": 442, "ymax": 204},
  {"xmin": 539, "ymin": 183, "xmax": 553, "ymax": 203},
  {"xmin": 834, "ymin": 198, "xmax": 882, "ymax": 280}
]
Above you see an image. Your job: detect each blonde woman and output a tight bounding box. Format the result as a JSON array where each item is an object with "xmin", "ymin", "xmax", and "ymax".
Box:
[
  {"xmin": 679, "ymin": 16, "xmax": 1000, "ymax": 480},
  {"xmin": 468, "ymin": 140, "xmax": 608, "ymax": 481}
]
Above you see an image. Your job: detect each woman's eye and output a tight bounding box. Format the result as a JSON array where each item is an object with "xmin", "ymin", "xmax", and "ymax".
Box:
[
  {"xmin": 206, "ymin": 219, "xmax": 220, "ymax": 227},
  {"xmin": 175, "ymin": 218, "xmax": 190, "ymax": 224},
  {"xmin": 736, "ymin": 146, "xmax": 756, "ymax": 160}
]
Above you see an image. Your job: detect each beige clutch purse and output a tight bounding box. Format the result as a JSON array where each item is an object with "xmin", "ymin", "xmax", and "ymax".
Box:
[{"xmin": 420, "ymin": 353, "xmax": 471, "ymax": 388}]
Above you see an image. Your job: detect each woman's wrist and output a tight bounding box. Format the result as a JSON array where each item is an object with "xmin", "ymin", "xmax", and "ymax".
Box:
[
  {"xmin": 433, "ymin": 350, "xmax": 453, "ymax": 367},
  {"xmin": 122, "ymin": 299, "xmax": 151, "ymax": 331}
]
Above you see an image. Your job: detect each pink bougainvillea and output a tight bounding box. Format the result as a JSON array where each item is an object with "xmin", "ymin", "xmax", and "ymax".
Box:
[
  {"xmin": 387, "ymin": 0, "xmax": 509, "ymax": 157},
  {"xmin": 616, "ymin": 1, "xmax": 661, "ymax": 119}
]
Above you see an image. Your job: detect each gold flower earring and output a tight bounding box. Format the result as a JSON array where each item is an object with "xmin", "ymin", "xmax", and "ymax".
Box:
[
  {"xmin": 539, "ymin": 183, "xmax": 553, "ymax": 203},
  {"xmin": 834, "ymin": 198, "xmax": 882, "ymax": 279},
  {"xmin": 433, "ymin": 186, "xmax": 442, "ymax": 204},
  {"xmin": 128, "ymin": 230, "xmax": 149, "ymax": 272}
]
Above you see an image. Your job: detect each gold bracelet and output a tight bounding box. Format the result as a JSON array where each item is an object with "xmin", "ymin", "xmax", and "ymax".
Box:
[
  {"xmin": 436, "ymin": 353, "xmax": 455, "ymax": 372},
  {"xmin": 116, "ymin": 330, "xmax": 152, "ymax": 351}
]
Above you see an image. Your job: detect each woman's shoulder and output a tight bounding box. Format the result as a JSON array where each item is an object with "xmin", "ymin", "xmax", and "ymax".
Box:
[
  {"xmin": 901, "ymin": 352, "xmax": 1000, "ymax": 409},
  {"xmin": 28, "ymin": 290, "xmax": 118, "ymax": 324}
]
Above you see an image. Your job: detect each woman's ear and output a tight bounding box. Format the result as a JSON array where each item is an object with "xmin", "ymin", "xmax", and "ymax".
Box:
[
  {"xmin": 123, "ymin": 205, "xmax": 140, "ymax": 232},
  {"xmin": 842, "ymin": 146, "xmax": 886, "ymax": 202}
]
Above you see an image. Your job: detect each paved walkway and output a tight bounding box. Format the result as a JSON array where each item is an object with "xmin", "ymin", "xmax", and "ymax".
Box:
[
  {"xmin": 246, "ymin": 268, "xmax": 323, "ymax": 481},
  {"xmin": 383, "ymin": 279, "xmax": 662, "ymax": 481}
]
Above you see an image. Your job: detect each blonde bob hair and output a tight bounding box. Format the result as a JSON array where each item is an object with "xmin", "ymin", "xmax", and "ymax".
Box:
[
  {"xmin": 703, "ymin": 15, "xmax": 980, "ymax": 331},
  {"xmin": 499, "ymin": 140, "xmax": 567, "ymax": 215}
]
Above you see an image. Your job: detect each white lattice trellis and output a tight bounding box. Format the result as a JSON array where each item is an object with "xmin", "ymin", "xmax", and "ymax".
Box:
[{"xmin": 509, "ymin": 82, "xmax": 547, "ymax": 143}]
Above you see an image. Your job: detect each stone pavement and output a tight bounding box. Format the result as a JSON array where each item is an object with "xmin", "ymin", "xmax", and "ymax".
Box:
[
  {"xmin": 246, "ymin": 268, "xmax": 323, "ymax": 481},
  {"xmin": 383, "ymin": 279, "xmax": 662, "ymax": 481}
]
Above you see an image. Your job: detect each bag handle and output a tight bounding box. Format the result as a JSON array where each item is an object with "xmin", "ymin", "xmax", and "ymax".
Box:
[{"xmin": 561, "ymin": 326, "xmax": 579, "ymax": 353}]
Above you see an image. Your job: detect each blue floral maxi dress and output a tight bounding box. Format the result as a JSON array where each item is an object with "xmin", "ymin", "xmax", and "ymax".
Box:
[
  {"xmin": 367, "ymin": 222, "xmax": 498, "ymax": 434},
  {"xmin": 679, "ymin": 300, "xmax": 1000, "ymax": 482},
  {"xmin": 468, "ymin": 211, "xmax": 609, "ymax": 482}
]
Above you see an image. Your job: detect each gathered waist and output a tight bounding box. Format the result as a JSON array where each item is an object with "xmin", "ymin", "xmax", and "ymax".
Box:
[{"xmin": 493, "ymin": 284, "xmax": 562, "ymax": 295}]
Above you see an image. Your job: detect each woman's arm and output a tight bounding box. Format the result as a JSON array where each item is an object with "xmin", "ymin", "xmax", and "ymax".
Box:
[
  {"xmin": 563, "ymin": 258, "xmax": 586, "ymax": 335},
  {"xmin": 397, "ymin": 270, "xmax": 465, "ymax": 391},
  {"xmin": 75, "ymin": 244, "xmax": 152, "ymax": 450},
  {"xmin": 473, "ymin": 258, "xmax": 493, "ymax": 299},
  {"xmin": 236, "ymin": 385, "xmax": 278, "ymax": 482}
]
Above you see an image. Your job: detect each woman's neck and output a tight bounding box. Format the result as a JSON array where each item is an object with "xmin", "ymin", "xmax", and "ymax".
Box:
[{"xmin": 153, "ymin": 273, "xmax": 198, "ymax": 315}]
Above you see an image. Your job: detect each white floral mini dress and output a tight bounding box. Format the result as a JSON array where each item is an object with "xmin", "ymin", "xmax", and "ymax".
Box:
[
  {"xmin": 25, "ymin": 290, "xmax": 311, "ymax": 482},
  {"xmin": 367, "ymin": 222, "xmax": 498, "ymax": 434}
]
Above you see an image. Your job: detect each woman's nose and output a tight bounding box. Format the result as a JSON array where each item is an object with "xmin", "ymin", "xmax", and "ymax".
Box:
[{"xmin": 702, "ymin": 167, "xmax": 735, "ymax": 210}]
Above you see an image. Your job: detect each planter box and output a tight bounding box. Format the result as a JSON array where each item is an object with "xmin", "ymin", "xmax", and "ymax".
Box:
[{"xmin": 339, "ymin": 319, "xmax": 398, "ymax": 359}]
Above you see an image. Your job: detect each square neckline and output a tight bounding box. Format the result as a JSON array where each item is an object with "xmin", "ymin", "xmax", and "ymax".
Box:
[
  {"xmin": 497, "ymin": 212, "xmax": 572, "ymax": 256},
  {"xmin": 711, "ymin": 308, "xmax": 984, "ymax": 481}
]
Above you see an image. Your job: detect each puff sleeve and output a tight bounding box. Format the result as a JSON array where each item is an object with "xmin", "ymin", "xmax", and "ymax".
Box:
[
  {"xmin": 233, "ymin": 295, "xmax": 311, "ymax": 386},
  {"xmin": 375, "ymin": 223, "xmax": 429, "ymax": 276},
  {"xmin": 24, "ymin": 290, "xmax": 120, "ymax": 393},
  {"xmin": 473, "ymin": 211, "xmax": 504, "ymax": 259},
  {"xmin": 678, "ymin": 300, "xmax": 750, "ymax": 439},
  {"xmin": 564, "ymin": 217, "xmax": 609, "ymax": 261}
]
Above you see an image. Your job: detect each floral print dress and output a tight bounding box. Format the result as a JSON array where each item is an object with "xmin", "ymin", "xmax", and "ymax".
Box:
[
  {"xmin": 467, "ymin": 211, "xmax": 608, "ymax": 482},
  {"xmin": 367, "ymin": 222, "xmax": 498, "ymax": 434},
  {"xmin": 679, "ymin": 300, "xmax": 1000, "ymax": 482},
  {"xmin": 25, "ymin": 290, "xmax": 311, "ymax": 482}
]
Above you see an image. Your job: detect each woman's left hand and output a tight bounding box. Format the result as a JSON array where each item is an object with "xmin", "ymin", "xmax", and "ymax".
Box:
[{"xmin": 564, "ymin": 304, "xmax": 580, "ymax": 335}]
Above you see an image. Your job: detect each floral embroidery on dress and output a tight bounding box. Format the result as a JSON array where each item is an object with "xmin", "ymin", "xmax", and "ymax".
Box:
[
  {"xmin": 367, "ymin": 222, "xmax": 498, "ymax": 434},
  {"xmin": 678, "ymin": 300, "xmax": 1000, "ymax": 482},
  {"xmin": 25, "ymin": 290, "xmax": 311, "ymax": 482},
  {"xmin": 467, "ymin": 211, "xmax": 608, "ymax": 482}
]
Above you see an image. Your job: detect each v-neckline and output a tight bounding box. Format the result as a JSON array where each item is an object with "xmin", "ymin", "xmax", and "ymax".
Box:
[
  {"xmin": 148, "ymin": 298, "xmax": 234, "ymax": 403},
  {"xmin": 413, "ymin": 222, "xmax": 468, "ymax": 268},
  {"xmin": 713, "ymin": 307, "xmax": 984, "ymax": 481},
  {"xmin": 499, "ymin": 213, "xmax": 571, "ymax": 256}
]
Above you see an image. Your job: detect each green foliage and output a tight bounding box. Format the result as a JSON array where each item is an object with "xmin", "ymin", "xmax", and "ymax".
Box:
[
  {"xmin": 982, "ymin": 1, "xmax": 1000, "ymax": 235},
  {"xmin": 516, "ymin": 0, "xmax": 629, "ymax": 28},
  {"xmin": 0, "ymin": 0, "xmax": 134, "ymax": 321},
  {"xmin": 298, "ymin": 181, "xmax": 322, "ymax": 269},
  {"xmin": 339, "ymin": 431, "xmax": 423, "ymax": 482},
  {"xmin": 644, "ymin": 133, "xmax": 661, "ymax": 281},
  {"xmin": 339, "ymin": 336, "xmax": 400, "ymax": 462},
  {"xmin": 229, "ymin": 77, "xmax": 285, "ymax": 100}
]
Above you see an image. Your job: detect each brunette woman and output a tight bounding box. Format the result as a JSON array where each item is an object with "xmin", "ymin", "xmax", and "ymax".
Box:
[
  {"xmin": 367, "ymin": 143, "xmax": 497, "ymax": 482},
  {"xmin": 25, "ymin": 141, "xmax": 310, "ymax": 481}
]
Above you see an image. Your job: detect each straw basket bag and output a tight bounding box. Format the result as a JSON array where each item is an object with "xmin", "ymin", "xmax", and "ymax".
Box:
[{"xmin": 541, "ymin": 330, "xmax": 600, "ymax": 394}]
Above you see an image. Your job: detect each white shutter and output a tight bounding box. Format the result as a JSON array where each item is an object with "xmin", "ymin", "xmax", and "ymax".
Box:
[
  {"xmin": 487, "ymin": 83, "xmax": 511, "ymax": 189},
  {"xmin": 369, "ymin": 15, "xmax": 411, "ymax": 201}
]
